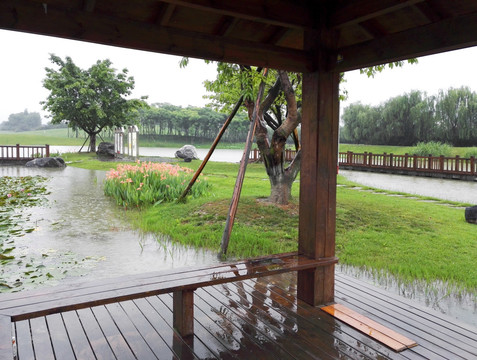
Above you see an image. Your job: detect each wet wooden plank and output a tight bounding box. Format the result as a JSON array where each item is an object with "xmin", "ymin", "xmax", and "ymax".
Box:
[
  {"xmin": 61, "ymin": 310, "xmax": 96, "ymax": 360},
  {"xmin": 146, "ymin": 295, "xmax": 219, "ymax": 359},
  {"xmin": 119, "ymin": 300, "xmax": 177, "ymax": 359},
  {"xmin": 45, "ymin": 313, "xmax": 76, "ymax": 359},
  {"xmin": 194, "ymin": 290, "xmax": 285, "ymax": 360},
  {"xmin": 105, "ymin": 302, "xmax": 158, "ymax": 359},
  {"xmin": 335, "ymin": 275, "xmax": 477, "ymax": 359},
  {"xmin": 29, "ymin": 317, "xmax": 55, "ymax": 360},
  {"xmin": 162, "ymin": 294, "xmax": 236, "ymax": 360},
  {"xmin": 132, "ymin": 297, "xmax": 189, "ymax": 360},
  {"xmin": 0, "ymin": 316, "xmax": 12, "ymax": 360},
  {"xmin": 203, "ymin": 284, "xmax": 334, "ymax": 359},
  {"xmin": 241, "ymin": 278, "xmax": 410, "ymax": 360},
  {"xmin": 336, "ymin": 273, "xmax": 477, "ymax": 344},
  {"xmin": 91, "ymin": 305, "xmax": 136, "ymax": 360},
  {"xmin": 321, "ymin": 304, "xmax": 417, "ymax": 352},
  {"xmin": 13, "ymin": 320, "xmax": 34, "ymax": 360},
  {"xmin": 76, "ymin": 308, "xmax": 116, "ymax": 360}
]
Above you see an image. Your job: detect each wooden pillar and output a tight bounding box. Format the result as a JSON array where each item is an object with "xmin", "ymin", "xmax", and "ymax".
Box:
[
  {"xmin": 173, "ymin": 290, "xmax": 194, "ymax": 337},
  {"xmin": 298, "ymin": 30, "xmax": 339, "ymax": 306}
]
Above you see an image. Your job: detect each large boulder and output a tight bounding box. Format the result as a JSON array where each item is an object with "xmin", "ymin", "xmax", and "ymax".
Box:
[
  {"xmin": 96, "ymin": 142, "xmax": 115, "ymax": 158},
  {"xmin": 175, "ymin": 145, "xmax": 199, "ymax": 161},
  {"xmin": 465, "ymin": 206, "xmax": 477, "ymax": 224},
  {"xmin": 26, "ymin": 157, "xmax": 66, "ymax": 168}
]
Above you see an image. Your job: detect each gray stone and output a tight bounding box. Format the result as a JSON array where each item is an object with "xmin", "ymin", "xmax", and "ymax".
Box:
[
  {"xmin": 26, "ymin": 157, "xmax": 66, "ymax": 168},
  {"xmin": 96, "ymin": 142, "xmax": 115, "ymax": 157},
  {"xmin": 465, "ymin": 206, "xmax": 477, "ymax": 224},
  {"xmin": 175, "ymin": 145, "xmax": 199, "ymax": 161}
]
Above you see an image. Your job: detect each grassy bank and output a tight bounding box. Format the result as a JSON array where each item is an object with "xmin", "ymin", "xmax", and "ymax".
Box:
[{"xmin": 63, "ymin": 154, "xmax": 477, "ymax": 292}]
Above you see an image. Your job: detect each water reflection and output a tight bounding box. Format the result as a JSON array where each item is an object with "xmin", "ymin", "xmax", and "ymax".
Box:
[{"xmin": 0, "ymin": 166, "xmax": 219, "ymax": 288}]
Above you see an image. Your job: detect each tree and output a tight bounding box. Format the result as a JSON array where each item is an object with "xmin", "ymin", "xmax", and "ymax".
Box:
[
  {"xmin": 0, "ymin": 110, "xmax": 42, "ymax": 132},
  {"xmin": 42, "ymin": 54, "xmax": 145, "ymax": 152}
]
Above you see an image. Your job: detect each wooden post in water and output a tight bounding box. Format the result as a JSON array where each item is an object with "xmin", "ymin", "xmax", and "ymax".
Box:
[
  {"xmin": 219, "ymin": 69, "xmax": 268, "ymax": 257},
  {"xmin": 177, "ymin": 96, "xmax": 244, "ymax": 203}
]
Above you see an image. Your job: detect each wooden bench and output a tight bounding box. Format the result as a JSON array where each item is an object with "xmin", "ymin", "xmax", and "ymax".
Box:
[{"xmin": 0, "ymin": 252, "xmax": 337, "ymax": 359}]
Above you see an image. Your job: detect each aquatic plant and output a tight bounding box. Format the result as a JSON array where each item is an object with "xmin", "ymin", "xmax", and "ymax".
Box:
[{"xmin": 104, "ymin": 161, "xmax": 210, "ymax": 208}]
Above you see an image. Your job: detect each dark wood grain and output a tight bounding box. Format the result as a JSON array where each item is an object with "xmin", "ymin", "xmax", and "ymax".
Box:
[
  {"xmin": 45, "ymin": 313, "xmax": 76, "ymax": 359},
  {"xmin": 29, "ymin": 317, "xmax": 55, "ymax": 360}
]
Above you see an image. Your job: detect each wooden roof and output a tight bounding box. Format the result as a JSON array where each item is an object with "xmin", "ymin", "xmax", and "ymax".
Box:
[{"xmin": 2, "ymin": 0, "xmax": 477, "ymax": 73}]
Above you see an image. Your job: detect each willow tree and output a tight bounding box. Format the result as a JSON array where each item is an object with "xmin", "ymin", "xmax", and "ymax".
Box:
[{"xmin": 42, "ymin": 54, "xmax": 145, "ymax": 152}]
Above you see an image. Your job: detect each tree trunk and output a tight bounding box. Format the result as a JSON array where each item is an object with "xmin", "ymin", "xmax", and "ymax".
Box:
[
  {"xmin": 268, "ymin": 170, "xmax": 295, "ymax": 204},
  {"xmin": 89, "ymin": 133, "xmax": 96, "ymax": 152}
]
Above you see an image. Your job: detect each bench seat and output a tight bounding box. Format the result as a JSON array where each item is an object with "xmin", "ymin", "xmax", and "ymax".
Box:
[{"xmin": 0, "ymin": 251, "xmax": 337, "ymax": 353}]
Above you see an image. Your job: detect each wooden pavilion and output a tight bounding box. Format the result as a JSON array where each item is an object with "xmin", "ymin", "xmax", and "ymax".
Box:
[{"xmin": 1, "ymin": 1, "xmax": 477, "ymax": 359}]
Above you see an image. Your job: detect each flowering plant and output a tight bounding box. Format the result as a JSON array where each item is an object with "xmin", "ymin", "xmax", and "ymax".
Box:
[{"xmin": 104, "ymin": 161, "xmax": 210, "ymax": 208}]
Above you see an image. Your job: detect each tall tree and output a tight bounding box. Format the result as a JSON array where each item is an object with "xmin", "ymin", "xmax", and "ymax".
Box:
[
  {"xmin": 0, "ymin": 110, "xmax": 42, "ymax": 132},
  {"xmin": 42, "ymin": 54, "xmax": 145, "ymax": 152}
]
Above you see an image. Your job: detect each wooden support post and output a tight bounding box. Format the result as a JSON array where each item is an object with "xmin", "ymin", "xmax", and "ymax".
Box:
[
  {"xmin": 16, "ymin": 144, "xmax": 20, "ymax": 160},
  {"xmin": 173, "ymin": 290, "xmax": 194, "ymax": 337},
  {"xmin": 471, "ymin": 156, "xmax": 475, "ymax": 175},
  {"xmin": 46, "ymin": 144, "xmax": 50, "ymax": 157},
  {"xmin": 298, "ymin": 27, "xmax": 339, "ymax": 306}
]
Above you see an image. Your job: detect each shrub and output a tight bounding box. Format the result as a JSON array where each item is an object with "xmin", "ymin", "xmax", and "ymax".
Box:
[
  {"xmin": 413, "ymin": 141, "xmax": 452, "ymax": 157},
  {"xmin": 104, "ymin": 161, "xmax": 210, "ymax": 208},
  {"xmin": 464, "ymin": 148, "xmax": 477, "ymax": 158}
]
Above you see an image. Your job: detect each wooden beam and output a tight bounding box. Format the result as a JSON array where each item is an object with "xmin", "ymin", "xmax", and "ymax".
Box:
[
  {"xmin": 0, "ymin": 315, "xmax": 13, "ymax": 360},
  {"xmin": 336, "ymin": 11, "xmax": 477, "ymax": 72},
  {"xmin": 0, "ymin": 0, "xmax": 310, "ymax": 72},
  {"xmin": 298, "ymin": 26, "xmax": 340, "ymax": 306},
  {"xmin": 159, "ymin": 0, "xmax": 313, "ymax": 30},
  {"xmin": 82, "ymin": 0, "xmax": 96, "ymax": 13},
  {"xmin": 331, "ymin": 0, "xmax": 425, "ymax": 29},
  {"xmin": 173, "ymin": 290, "xmax": 194, "ymax": 337}
]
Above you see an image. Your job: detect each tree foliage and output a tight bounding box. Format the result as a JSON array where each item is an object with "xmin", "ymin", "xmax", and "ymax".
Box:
[
  {"xmin": 136, "ymin": 103, "xmax": 250, "ymax": 143},
  {"xmin": 0, "ymin": 110, "xmax": 41, "ymax": 132},
  {"xmin": 341, "ymin": 87, "xmax": 477, "ymax": 146},
  {"xmin": 42, "ymin": 54, "xmax": 145, "ymax": 152}
]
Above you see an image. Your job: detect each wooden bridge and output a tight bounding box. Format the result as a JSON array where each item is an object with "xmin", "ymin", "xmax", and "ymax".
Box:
[
  {"xmin": 339, "ymin": 151, "xmax": 477, "ymax": 180},
  {"xmin": 0, "ymin": 144, "xmax": 50, "ymax": 163}
]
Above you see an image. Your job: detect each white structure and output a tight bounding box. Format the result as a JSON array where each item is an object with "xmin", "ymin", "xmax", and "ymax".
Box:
[
  {"xmin": 128, "ymin": 125, "xmax": 139, "ymax": 158},
  {"xmin": 114, "ymin": 127, "xmax": 125, "ymax": 155}
]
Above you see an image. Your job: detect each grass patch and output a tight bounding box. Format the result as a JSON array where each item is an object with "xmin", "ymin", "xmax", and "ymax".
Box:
[{"xmin": 65, "ymin": 153, "xmax": 477, "ymax": 291}]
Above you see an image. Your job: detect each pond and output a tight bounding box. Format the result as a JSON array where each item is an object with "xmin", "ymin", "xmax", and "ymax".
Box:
[{"xmin": 0, "ymin": 165, "xmax": 219, "ymax": 291}]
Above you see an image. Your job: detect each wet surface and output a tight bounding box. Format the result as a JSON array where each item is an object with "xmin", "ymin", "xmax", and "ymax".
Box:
[
  {"xmin": 340, "ymin": 169, "xmax": 477, "ymax": 204},
  {"xmin": 0, "ymin": 166, "xmax": 219, "ymax": 289}
]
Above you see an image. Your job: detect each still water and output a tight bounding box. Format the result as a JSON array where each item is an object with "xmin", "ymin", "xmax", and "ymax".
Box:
[{"xmin": 0, "ymin": 166, "xmax": 219, "ymax": 288}]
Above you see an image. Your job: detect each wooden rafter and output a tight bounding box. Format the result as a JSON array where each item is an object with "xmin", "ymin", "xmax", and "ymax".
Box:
[
  {"xmin": 158, "ymin": 0, "xmax": 313, "ymax": 30},
  {"xmin": 336, "ymin": 10, "xmax": 477, "ymax": 72},
  {"xmin": 331, "ymin": 0, "xmax": 425, "ymax": 29}
]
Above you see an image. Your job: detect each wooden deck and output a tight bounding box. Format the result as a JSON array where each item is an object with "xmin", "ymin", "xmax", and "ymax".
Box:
[{"xmin": 5, "ymin": 271, "xmax": 476, "ymax": 360}]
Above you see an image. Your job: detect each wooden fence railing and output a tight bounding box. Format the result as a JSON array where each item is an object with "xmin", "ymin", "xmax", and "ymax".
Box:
[
  {"xmin": 338, "ymin": 151, "xmax": 476, "ymax": 177},
  {"xmin": 250, "ymin": 148, "xmax": 296, "ymax": 162},
  {"xmin": 0, "ymin": 144, "xmax": 50, "ymax": 161},
  {"xmin": 250, "ymin": 149, "xmax": 477, "ymax": 177}
]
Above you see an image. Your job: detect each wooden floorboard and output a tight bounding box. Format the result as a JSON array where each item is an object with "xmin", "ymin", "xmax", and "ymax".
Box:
[
  {"xmin": 9, "ymin": 271, "xmax": 477, "ymax": 360},
  {"xmin": 334, "ymin": 274, "xmax": 477, "ymax": 359}
]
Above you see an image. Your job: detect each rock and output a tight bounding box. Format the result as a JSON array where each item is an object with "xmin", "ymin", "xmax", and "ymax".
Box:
[
  {"xmin": 465, "ymin": 206, "xmax": 477, "ymax": 224},
  {"xmin": 26, "ymin": 157, "xmax": 66, "ymax": 168},
  {"xmin": 96, "ymin": 142, "xmax": 115, "ymax": 158},
  {"xmin": 175, "ymin": 145, "xmax": 199, "ymax": 161}
]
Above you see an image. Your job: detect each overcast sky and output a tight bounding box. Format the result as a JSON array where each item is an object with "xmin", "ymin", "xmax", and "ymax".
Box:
[{"xmin": 1, "ymin": 28, "xmax": 477, "ymax": 124}]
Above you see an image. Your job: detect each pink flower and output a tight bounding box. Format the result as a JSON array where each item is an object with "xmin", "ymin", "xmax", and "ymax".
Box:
[
  {"xmin": 7, "ymin": 194, "xmax": 12, "ymax": 198},
  {"xmin": 27, "ymin": 193, "xmax": 32, "ymax": 196}
]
